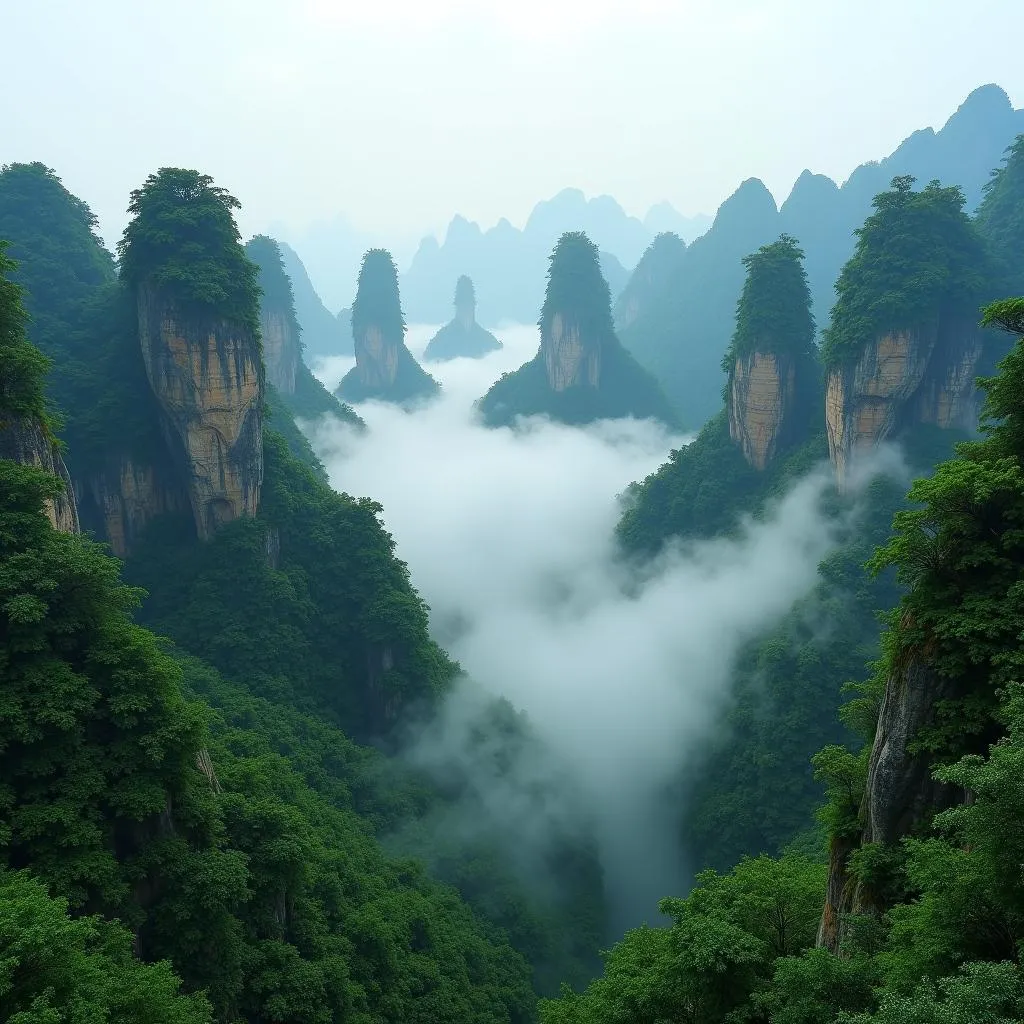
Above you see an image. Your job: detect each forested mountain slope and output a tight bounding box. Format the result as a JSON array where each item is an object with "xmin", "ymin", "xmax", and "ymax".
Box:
[
  {"xmin": 0, "ymin": 165, "xmax": 605, "ymax": 1020},
  {"xmin": 534, "ymin": 133, "xmax": 1024, "ymax": 1024}
]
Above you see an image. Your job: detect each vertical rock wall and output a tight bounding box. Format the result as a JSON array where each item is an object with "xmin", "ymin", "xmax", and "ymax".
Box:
[
  {"xmin": 137, "ymin": 285, "xmax": 264, "ymax": 541},
  {"xmin": 826, "ymin": 323, "xmax": 983, "ymax": 489},
  {"xmin": 260, "ymin": 307, "xmax": 300, "ymax": 395},
  {"xmin": 728, "ymin": 351, "xmax": 797, "ymax": 470},
  {"xmin": 542, "ymin": 313, "xmax": 602, "ymax": 392}
]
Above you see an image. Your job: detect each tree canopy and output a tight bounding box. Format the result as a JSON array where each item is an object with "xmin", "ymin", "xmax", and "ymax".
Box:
[
  {"xmin": 821, "ymin": 176, "xmax": 988, "ymax": 368},
  {"xmin": 117, "ymin": 168, "xmax": 261, "ymax": 334},
  {"xmin": 351, "ymin": 248, "xmax": 406, "ymax": 343},
  {"xmin": 724, "ymin": 233, "xmax": 816, "ymax": 368},
  {"xmin": 0, "ymin": 243, "xmax": 50, "ymax": 423},
  {"xmin": 455, "ymin": 274, "xmax": 476, "ymax": 309},
  {"xmin": 245, "ymin": 234, "xmax": 301, "ymax": 341},
  {"xmin": 539, "ymin": 232, "xmax": 614, "ymax": 343},
  {"xmin": 975, "ymin": 133, "xmax": 1024, "ymax": 296}
]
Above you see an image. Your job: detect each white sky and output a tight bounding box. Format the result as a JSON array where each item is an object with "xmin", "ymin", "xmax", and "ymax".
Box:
[{"xmin": 4, "ymin": 0, "xmax": 1024, "ymax": 250}]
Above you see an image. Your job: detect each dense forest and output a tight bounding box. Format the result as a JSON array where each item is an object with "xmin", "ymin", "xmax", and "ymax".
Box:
[
  {"xmin": 0, "ymin": 165, "xmax": 602, "ymax": 1021},
  {"xmin": 4, "ymin": 98, "xmax": 1024, "ymax": 1024}
]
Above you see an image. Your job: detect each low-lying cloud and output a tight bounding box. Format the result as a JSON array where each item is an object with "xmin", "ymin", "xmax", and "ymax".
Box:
[{"xmin": 309, "ymin": 325, "xmax": 897, "ymax": 933}]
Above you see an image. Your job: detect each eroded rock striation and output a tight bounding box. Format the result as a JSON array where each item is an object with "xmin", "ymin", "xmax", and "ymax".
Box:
[
  {"xmin": 79, "ymin": 456, "xmax": 187, "ymax": 558},
  {"xmin": 0, "ymin": 416, "xmax": 80, "ymax": 533},
  {"xmin": 543, "ymin": 310, "xmax": 602, "ymax": 391},
  {"xmin": 260, "ymin": 307, "xmax": 300, "ymax": 395},
  {"xmin": 137, "ymin": 285, "xmax": 264, "ymax": 540},
  {"xmin": 826, "ymin": 322, "xmax": 983, "ymax": 488},
  {"xmin": 727, "ymin": 351, "xmax": 797, "ymax": 471}
]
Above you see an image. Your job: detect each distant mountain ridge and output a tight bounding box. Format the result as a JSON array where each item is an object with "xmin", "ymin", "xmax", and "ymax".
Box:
[
  {"xmin": 399, "ymin": 190, "xmax": 711, "ymax": 324},
  {"xmin": 619, "ymin": 83, "xmax": 1024, "ymax": 429}
]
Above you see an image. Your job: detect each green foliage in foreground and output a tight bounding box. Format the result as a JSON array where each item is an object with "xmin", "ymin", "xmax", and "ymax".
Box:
[
  {"xmin": 0, "ymin": 257, "xmax": 550, "ymax": 1023},
  {"xmin": 0, "ymin": 869, "xmax": 213, "ymax": 1024}
]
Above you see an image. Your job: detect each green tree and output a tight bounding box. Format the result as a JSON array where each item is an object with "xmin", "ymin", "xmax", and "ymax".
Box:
[
  {"xmin": 351, "ymin": 248, "xmax": 406, "ymax": 344},
  {"xmin": 724, "ymin": 234, "xmax": 816, "ymax": 367},
  {"xmin": 0, "ymin": 243, "xmax": 50, "ymax": 422},
  {"xmin": 117, "ymin": 167, "xmax": 261, "ymax": 334},
  {"xmin": 0, "ymin": 869, "xmax": 212, "ymax": 1024},
  {"xmin": 821, "ymin": 176, "xmax": 988, "ymax": 368},
  {"xmin": 539, "ymin": 232, "xmax": 614, "ymax": 344},
  {"xmin": 975, "ymin": 134, "xmax": 1024, "ymax": 296}
]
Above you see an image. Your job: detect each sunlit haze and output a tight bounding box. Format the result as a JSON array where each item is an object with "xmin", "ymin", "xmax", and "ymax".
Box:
[{"xmin": 5, "ymin": 0, "xmax": 1023, "ymax": 259}]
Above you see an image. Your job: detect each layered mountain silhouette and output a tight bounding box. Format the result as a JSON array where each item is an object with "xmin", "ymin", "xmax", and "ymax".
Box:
[
  {"xmin": 277, "ymin": 240, "xmax": 353, "ymax": 359},
  {"xmin": 619, "ymin": 83, "xmax": 1024, "ymax": 429},
  {"xmin": 400, "ymin": 190, "xmax": 709, "ymax": 324}
]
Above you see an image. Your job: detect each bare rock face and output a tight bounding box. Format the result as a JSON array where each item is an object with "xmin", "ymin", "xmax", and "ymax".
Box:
[
  {"xmin": 137, "ymin": 285, "xmax": 264, "ymax": 540},
  {"xmin": 728, "ymin": 351, "xmax": 796, "ymax": 470},
  {"xmin": 915, "ymin": 330, "xmax": 984, "ymax": 430},
  {"xmin": 353, "ymin": 323, "xmax": 400, "ymax": 390},
  {"xmin": 817, "ymin": 635, "xmax": 962, "ymax": 952},
  {"xmin": 543, "ymin": 313, "xmax": 602, "ymax": 392},
  {"xmin": 80, "ymin": 457, "xmax": 187, "ymax": 558},
  {"xmin": 826, "ymin": 323, "xmax": 983, "ymax": 489},
  {"xmin": 0, "ymin": 416, "xmax": 79, "ymax": 533},
  {"xmin": 260, "ymin": 307, "xmax": 300, "ymax": 395}
]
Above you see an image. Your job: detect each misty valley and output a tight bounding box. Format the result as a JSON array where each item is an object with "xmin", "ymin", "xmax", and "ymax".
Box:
[{"xmin": 5, "ymin": 70, "xmax": 1024, "ymax": 1024}]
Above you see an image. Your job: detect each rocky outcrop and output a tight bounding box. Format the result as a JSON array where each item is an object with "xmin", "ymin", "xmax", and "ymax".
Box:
[
  {"xmin": 543, "ymin": 313, "xmax": 602, "ymax": 392},
  {"xmin": 353, "ymin": 323, "xmax": 400, "ymax": 390},
  {"xmin": 260, "ymin": 307, "xmax": 300, "ymax": 395},
  {"xmin": 818, "ymin": 637, "xmax": 963, "ymax": 952},
  {"xmin": 423, "ymin": 279, "xmax": 502, "ymax": 362},
  {"xmin": 728, "ymin": 351, "xmax": 797, "ymax": 470},
  {"xmin": 826, "ymin": 322, "xmax": 983, "ymax": 488},
  {"xmin": 0, "ymin": 416, "xmax": 79, "ymax": 533},
  {"xmin": 137, "ymin": 285, "xmax": 263, "ymax": 540},
  {"xmin": 78, "ymin": 457, "xmax": 187, "ymax": 558}
]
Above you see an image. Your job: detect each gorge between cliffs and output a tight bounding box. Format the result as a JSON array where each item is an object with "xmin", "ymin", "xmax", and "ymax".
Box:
[{"xmin": 308, "ymin": 324, "xmax": 903, "ymax": 931}]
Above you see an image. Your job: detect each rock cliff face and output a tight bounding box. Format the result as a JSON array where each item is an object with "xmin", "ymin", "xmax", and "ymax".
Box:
[
  {"xmin": 826, "ymin": 322, "xmax": 983, "ymax": 488},
  {"xmin": 353, "ymin": 323, "xmax": 400, "ymax": 390},
  {"xmin": 543, "ymin": 312, "xmax": 602, "ymax": 392},
  {"xmin": 0, "ymin": 416, "xmax": 79, "ymax": 533},
  {"xmin": 78, "ymin": 457, "xmax": 187, "ymax": 558},
  {"xmin": 260, "ymin": 307, "xmax": 300, "ymax": 395},
  {"xmin": 727, "ymin": 351, "xmax": 797, "ymax": 470},
  {"xmin": 137, "ymin": 285, "xmax": 264, "ymax": 541},
  {"xmin": 817, "ymin": 635, "xmax": 963, "ymax": 952}
]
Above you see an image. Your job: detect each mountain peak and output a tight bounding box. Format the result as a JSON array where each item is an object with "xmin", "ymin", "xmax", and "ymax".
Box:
[
  {"xmin": 713, "ymin": 177, "xmax": 778, "ymax": 230},
  {"xmin": 943, "ymin": 83, "xmax": 1013, "ymax": 131}
]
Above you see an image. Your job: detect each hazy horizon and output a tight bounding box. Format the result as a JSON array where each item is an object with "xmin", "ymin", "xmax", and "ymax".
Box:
[{"xmin": 5, "ymin": 0, "xmax": 1024, "ymax": 263}]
